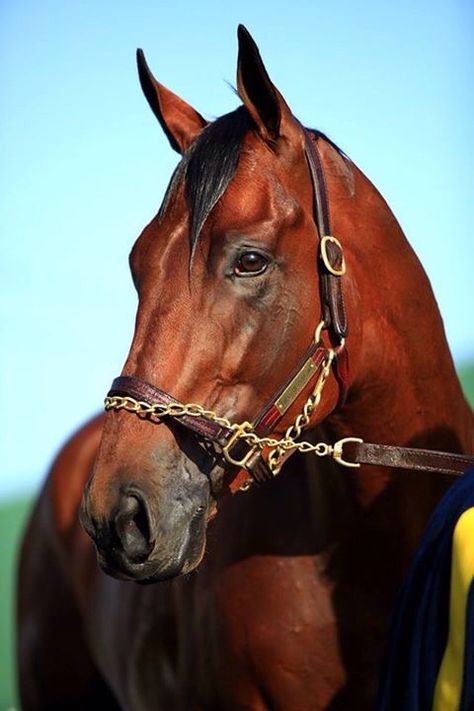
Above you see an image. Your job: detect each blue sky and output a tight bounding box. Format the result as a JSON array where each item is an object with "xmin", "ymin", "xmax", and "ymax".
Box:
[{"xmin": 1, "ymin": 0, "xmax": 473, "ymax": 498}]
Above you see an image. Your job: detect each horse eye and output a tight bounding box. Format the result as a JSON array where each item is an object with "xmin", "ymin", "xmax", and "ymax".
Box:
[{"xmin": 233, "ymin": 251, "xmax": 269, "ymax": 277}]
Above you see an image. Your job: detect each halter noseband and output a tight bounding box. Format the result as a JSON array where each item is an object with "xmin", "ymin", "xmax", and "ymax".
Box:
[
  {"xmin": 104, "ymin": 130, "xmax": 473, "ymax": 490},
  {"xmin": 105, "ymin": 317, "xmax": 347, "ymax": 492}
]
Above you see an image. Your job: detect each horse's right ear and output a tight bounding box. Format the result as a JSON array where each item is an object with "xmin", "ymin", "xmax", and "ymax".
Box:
[{"xmin": 137, "ymin": 49, "xmax": 207, "ymax": 154}]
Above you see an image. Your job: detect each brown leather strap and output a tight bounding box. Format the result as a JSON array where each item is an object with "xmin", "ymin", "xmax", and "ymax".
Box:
[
  {"xmin": 304, "ymin": 131, "xmax": 348, "ymax": 340},
  {"xmin": 109, "ymin": 376, "xmax": 233, "ymax": 443},
  {"xmin": 343, "ymin": 440, "xmax": 474, "ymax": 477},
  {"xmin": 333, "ymin": 344, "xmax": 350, "ymax": 407},
  {"xmin": 107, "ymin": 378, "xmax": 473, "ymax": 483},
  {"xmin": 110, "ymin": 341, "xmax": 326, "ymax": 444},
  {"xmin": 108, "ymin": 345, "xmax": 328, "ymax": 487},
  {"xmin": 109, "ymin": 376, "xmax": 278, "ymax": 486}
]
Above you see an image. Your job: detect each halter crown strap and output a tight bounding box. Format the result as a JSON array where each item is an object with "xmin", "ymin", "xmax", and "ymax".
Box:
[{"xmin": 304, "ymin": 131, "xmax": 348, "ymax": 340}]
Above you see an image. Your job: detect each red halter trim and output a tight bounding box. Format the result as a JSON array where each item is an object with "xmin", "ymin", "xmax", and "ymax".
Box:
[{"xmin": 252, "ymin": 341, "xmax": 326, "ymax": 435}]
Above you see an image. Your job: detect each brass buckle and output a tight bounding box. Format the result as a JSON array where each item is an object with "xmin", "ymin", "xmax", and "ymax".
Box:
[
  {"xmin": 332, "ymin": 437, "xmax": 362, "ymax": 468},
  {"xmin": 222, "ymin": 422, "xmax": 260, "ymax": 468},
  {"xmin": 320, "ymin": 235, "xmax": 346, "ymax": 276}
]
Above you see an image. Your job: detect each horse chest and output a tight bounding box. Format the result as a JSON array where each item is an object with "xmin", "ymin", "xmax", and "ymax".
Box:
[
  {"xmin": 204, "ymin": 553, "xmax": 345, "ymax": 709},
  {"xmin": 95, "ymin": 553, "xmax": 346, "ymax": 710}
]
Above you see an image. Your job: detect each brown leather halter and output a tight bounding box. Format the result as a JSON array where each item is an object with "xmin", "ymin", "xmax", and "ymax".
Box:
[{"xmin": 105, "ymin": 130, "xmax": 473, "ymax": 490}]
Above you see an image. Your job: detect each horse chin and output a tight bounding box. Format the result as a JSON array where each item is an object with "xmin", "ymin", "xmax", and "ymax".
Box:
[
  {"xmin": 97, "ymin": 545, "xmax": 204, "ymax": 584},
  {"xmin": 97, "ymin": 554, "xmax": 180, "ymax": 583}
]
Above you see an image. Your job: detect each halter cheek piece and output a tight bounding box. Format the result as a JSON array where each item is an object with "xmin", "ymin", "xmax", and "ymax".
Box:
[{"xmin": 105, "ymin": 130, "xmax": 474, "ymax": 491}]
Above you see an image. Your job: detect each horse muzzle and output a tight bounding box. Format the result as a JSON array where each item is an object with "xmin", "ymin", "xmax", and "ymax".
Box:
[{"xmin": 80, "ymin": 479, "xmax": 210, "ymax": 582}]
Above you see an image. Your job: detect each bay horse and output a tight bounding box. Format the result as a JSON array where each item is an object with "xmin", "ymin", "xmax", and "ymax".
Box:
[{"xmin": 17, "ymin": 26, "xmax": 473, "ymax": 710}]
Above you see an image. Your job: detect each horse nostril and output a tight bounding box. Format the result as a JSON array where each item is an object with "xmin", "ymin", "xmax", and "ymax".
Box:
[{"xmin": 114, "ymin": 493, "xmax": 153, "ymax": 563}]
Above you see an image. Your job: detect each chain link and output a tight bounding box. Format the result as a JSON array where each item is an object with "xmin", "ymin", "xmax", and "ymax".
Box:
[
  {"xmin": 267, "ymin": 348, "xmax": 335, "ymax": 473},
  {"xmin": 104, "ymin": 395, "xmax": 234, "ymax": 429},
  {"xmin": 104, "ymin": 349, "xmax": 337, "ymax": 475}
]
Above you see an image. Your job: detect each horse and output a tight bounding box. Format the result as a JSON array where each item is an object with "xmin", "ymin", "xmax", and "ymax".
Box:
[{"xmin": 17, "ymin": 25, "xmax": 473, "ymax": 710}]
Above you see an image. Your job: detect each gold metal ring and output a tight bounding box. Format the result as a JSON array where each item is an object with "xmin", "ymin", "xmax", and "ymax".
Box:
[
  {"xmin": 320, "ymin": 235, "xmax": 346, "ymax": 276},
  {"xmin": 332, "ymin": 437, "xmax": 362, "ymax": 468},
  {"xmin": 314, "ymin": 319, "xmax": 326, "ymax": 343}
]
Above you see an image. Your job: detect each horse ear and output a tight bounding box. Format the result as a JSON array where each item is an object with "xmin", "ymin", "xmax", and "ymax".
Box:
[
  {"xmin": 236, "ymin": 25, "xmax": 294, "ymax": 143},
  {"xmin": 136, "ymin": 49, "xmax": 207, "ymax": 154}
]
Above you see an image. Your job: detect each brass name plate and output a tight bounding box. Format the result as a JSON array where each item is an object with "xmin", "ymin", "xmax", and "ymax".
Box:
[{"xmin": 275, "ymin": 359, "xmax": 317, "ymax": 415}]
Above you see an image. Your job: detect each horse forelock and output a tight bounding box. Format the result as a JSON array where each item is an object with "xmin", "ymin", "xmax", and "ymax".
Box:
[
  {"xmin": 184, "ymin": 105, "xmax": 253, "ymax": 257},
  {"xmin": 156, "ymin": 105, "xmax": 346, "ymax": 266}
]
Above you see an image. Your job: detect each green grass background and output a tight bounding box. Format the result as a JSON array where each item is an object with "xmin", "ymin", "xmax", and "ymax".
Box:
[{"xmin": 2, "ymin": 365, "xmax": 473, "ymax": 708}]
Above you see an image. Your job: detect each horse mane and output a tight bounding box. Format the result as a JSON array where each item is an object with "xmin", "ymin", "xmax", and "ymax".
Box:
[{"xmin": 158, "ymin": 104, "xmax": 345, "ymax": 258}]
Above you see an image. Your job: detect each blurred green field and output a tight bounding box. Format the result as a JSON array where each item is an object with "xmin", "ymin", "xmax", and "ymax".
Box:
[
  {"xmin": 1, "ymin": 497, "xmax": 32, "ymax": 709},
  {"xmin": 1, "ymin": 365, "xmax": 473, "ymax": 708}
]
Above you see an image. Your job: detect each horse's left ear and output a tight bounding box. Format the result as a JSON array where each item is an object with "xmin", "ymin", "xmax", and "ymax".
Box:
[
  {"xmin": 236, "ymin": 25, "xmax": 297, "ymax": 144},
  {"xmin": 137, "ymin": 49, "xmax": 207, "ymax": 154}
]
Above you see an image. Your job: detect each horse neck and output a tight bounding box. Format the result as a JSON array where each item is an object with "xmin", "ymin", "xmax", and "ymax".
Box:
[{"xmin": 322, "ymin": 153, "xmax": 473, "ymax": 507}]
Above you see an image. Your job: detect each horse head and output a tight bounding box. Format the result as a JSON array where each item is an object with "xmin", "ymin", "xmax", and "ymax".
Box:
[{"xmin": 80, "ymin": 26, "xmax": 357, "ymax": 582}]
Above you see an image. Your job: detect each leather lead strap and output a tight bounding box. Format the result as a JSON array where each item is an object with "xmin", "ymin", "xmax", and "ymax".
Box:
[{"xmin": 344, "ymin": 441, "xmax": 473, "ymax": 477}]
